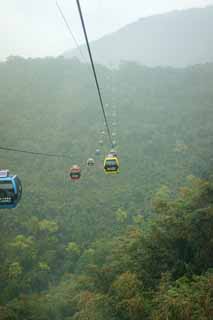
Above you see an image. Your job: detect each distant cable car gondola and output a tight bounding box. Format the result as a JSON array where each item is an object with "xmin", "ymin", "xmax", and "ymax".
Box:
[
  {"xmin": 108, "ymin": 149, "xmax": 118, "ymax": 158},
  {"xmin": 70, "ymin": 165, "xmax": 81, "ymax": 180},
  {"xmin": 0, "ymin": 170, "xmax": 22, "ymax": 209},
  {"xmin": 104, "ymin": 156, "xmax": 119, "ymax": 174},
  {"xmin": 95, "ymin": 149, "xmax": 101, "ymax": 156},
  {"xmin": 99, "ymin": 140, "xmax": 103, "ymax": 146},
  {"xmin": 112, "ymin": 140, "xmax": 117, "ymax": 148},
  {"xmin": 87, "ymin": 158, "xmax": 95, "ymax": 166}
]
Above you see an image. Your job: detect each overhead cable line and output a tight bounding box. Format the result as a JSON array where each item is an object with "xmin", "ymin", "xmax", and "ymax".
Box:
[
  {"xmin": 75, "ymin": 0, "xmax": 113, "ymax": 147},
  {"xmin": 56, "ymin": 1, "xmax": 86, "ymax": 62},
  {"xmin": 0, "ymin": 146, "xmax": 72, "ymax": 160}
]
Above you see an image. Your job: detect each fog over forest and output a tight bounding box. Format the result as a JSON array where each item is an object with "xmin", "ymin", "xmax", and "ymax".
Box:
[{"xmin": 0, "ymin": 3, "xmax": 213, "ymax": 320}]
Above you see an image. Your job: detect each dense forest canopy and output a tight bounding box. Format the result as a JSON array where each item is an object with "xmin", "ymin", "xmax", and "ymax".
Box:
[{"xmin": 0, "ymin": 56, "xmax": 212, "ymax": 319}]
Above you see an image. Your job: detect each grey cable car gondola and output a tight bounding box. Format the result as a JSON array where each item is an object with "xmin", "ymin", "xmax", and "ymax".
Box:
[{"xmin": 87, "ymin": 158, "xmax": 95, "ymax": 166}]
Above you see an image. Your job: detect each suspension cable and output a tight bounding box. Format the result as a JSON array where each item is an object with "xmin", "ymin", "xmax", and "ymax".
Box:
[
  {"xmin": 56, "ymin": 1, "xmax": 86, "ymax": 62},
  {"xmin": 0, "ymin": 146, "xmax": 72, "ymax": 160},
  {"xmin": 75, "ymin": 0, "xmax": 113, "ymax": 147}
]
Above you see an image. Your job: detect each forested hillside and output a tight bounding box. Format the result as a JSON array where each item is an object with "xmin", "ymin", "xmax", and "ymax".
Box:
[
  {"xmin": 0, "ymin": 56, "xmax": 212, "ymax": 319},
  {"xmin": 65, "ymin": 6, "xmax": 213, "ymax": 67}
]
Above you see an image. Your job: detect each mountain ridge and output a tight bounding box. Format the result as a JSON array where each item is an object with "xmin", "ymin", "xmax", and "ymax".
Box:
[{"xmin": 64, "ymin": 5, "xmax": 213, "ymax": 67}]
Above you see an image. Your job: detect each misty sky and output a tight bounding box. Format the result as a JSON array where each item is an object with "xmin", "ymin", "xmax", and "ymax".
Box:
[{"xmin": 0, "ymin": 0, "xmax": 212, "ymax": 60}]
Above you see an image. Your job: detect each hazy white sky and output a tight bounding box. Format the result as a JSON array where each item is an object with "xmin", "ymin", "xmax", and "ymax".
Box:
[{"xmin": 0, "ymin": 0, "xmax": 212, "ymax": 60}]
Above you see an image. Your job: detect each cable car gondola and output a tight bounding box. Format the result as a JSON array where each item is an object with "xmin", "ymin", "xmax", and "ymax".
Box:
[
  {"xmin": 112, "ymin": 140, "xmax": 117, "ymax": 148},
  {"xmin": 95, "ymin": 149, "xmax": 101, "ymax": 156},
  {"xmin": 70, "ymin": 165, "xmax": 81, "ymax": 180},
  {"xmin": 99, "ymin": 140, "xmax": 103, "ymax": 146},
  {"xmin": 87, "ymin": 158, "xmax": 95, "ymax": 166},
  {"xmin": 108, "ymin": 149, "xmax": 118, "ymax": 158},
  {"xmin": 104, "ymin": 156, "xmax": 119, "ymax": 174},
  {"xmin": 0, "ymin": 170, "xmax": 22, "ymax": 209}
]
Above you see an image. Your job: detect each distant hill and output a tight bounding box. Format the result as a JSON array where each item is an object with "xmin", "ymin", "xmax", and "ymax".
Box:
[{"xmin": 64, "ymin": 6, "xmax": 213, "ymax": 67}]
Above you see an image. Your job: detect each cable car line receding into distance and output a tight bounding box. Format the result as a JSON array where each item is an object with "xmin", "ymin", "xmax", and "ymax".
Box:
[
  {"xmin": 75, "ymin": 0, "xmax": 113, "ymax": 148},
  {"xmin": 0, "ymin": 0, "xmax": 119, "ymax": 202}
]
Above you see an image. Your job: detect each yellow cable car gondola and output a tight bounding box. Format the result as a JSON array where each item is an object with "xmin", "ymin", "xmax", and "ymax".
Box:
[{"xmin": 104, "ymin": 155, "xmax": 119, "ymax": 174}]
